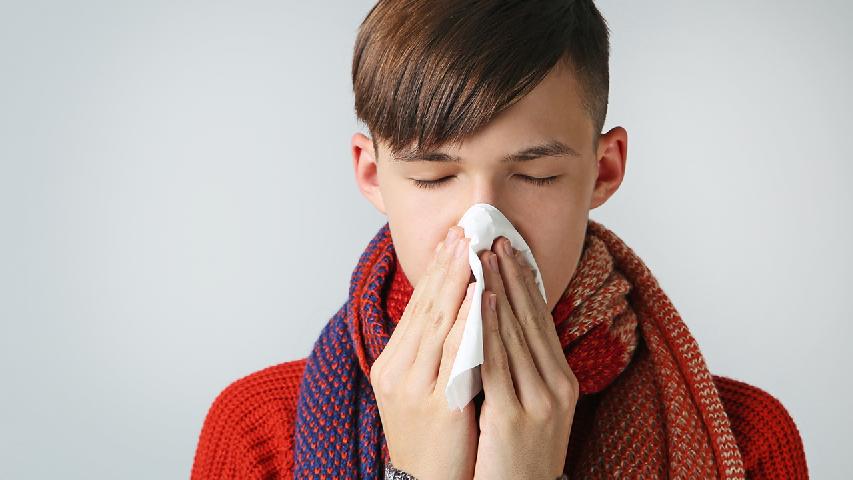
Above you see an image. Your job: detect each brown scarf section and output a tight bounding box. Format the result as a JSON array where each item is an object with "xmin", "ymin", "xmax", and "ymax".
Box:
[{"xmin": 378, "ymin": 218, "xmax": 745, "ymax": 478}]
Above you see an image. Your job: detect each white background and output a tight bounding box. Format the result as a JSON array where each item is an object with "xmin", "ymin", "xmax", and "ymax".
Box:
[{"xmin": 1, "ymin": 1, "xmax": 849, "ymax": 478}]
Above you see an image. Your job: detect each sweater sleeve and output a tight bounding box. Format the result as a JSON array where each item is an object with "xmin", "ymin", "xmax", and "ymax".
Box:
[
  {"xmin": 191, "ymin": 360, "xmax": 307, "ymax": 480},
  {"xmin": 713, "ymin": 375, "xmax": 809, "ymax": 479}
]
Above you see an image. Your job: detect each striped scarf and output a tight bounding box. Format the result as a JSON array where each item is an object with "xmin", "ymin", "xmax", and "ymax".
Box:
[{"xmin": 293, "ymin": 219, "xmax": 745, "ymax": 478}]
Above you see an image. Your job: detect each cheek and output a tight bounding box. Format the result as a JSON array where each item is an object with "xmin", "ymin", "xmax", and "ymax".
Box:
[
  {"xmin": 548, "ymin": 241, "xmax": 587, "ymax": 310},
  {"xmin": 545, "ymin": 267, "xmax": 566, "ymax": 311},
  {"xmin": 391, "ymin": 225, "xmax": 452, "ymax": 288},
  {"xmin": 526, "ymin": 229, "xmax": 585, "ymax": 311}
]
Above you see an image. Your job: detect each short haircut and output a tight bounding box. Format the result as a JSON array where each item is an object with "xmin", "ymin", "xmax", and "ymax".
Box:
[{"xmin": 352, "ymin": 0, "xmax": 611, "ymax": 160}]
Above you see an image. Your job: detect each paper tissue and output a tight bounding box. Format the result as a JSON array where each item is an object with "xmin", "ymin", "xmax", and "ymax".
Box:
[{"xmin": 445, "ymin": 203, "xmax": 547, "ymax": 411}]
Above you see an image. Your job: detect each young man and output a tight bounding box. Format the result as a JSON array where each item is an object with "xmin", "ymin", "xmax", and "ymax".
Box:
[{"xmin": 191, "ymin": 1, "xmax": 808, "ymax": 479}]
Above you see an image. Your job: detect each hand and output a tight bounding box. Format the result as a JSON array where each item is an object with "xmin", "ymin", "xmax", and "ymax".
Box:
[
  {"xmin": 472, "ymin": 236, "xmax": 579, "ymax": 480},
  {"xmin": 371, "ymin": 225, "xmax": 478, "ymax": 480}
]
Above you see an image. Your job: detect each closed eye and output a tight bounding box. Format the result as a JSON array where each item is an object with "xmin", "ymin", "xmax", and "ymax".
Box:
[{"xmin": 409, "ymin": 175, "xmax": 560, "ymax": 190}]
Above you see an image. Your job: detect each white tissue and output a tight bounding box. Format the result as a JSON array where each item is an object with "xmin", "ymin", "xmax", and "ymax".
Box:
[{"xmin": 445, "ymin": 203, "xmax": 547, "ymax": 411}]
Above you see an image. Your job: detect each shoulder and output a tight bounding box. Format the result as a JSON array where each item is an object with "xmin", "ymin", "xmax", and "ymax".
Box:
[
  {"xmin": 203, "ymin": 358, "xmax": 309, "ymax": 423},
  {"xmin": 191, "ymin": 357, "xmax": 309, "ymax": 480},
  {"xmin": 207, "ymin": 357, "xmax": 309, "ymax": 414},
  {"xmin": 712, "ymin": 374, "xmax": 809, "ymax": 479}
]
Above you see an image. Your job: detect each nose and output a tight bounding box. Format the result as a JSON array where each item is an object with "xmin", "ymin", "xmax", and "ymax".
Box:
[{"xmin": 469, "ymin": 175, "xmax": 501, "ymax": 210}]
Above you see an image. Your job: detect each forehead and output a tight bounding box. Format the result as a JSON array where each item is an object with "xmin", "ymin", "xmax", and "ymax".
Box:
[
  {"xmin": 387, "ymin": 62, "xmax": 592, "ymax": 161},
  {"xmin": 492, "ymin": 61, "xmax": 590, "ymax": 137}
]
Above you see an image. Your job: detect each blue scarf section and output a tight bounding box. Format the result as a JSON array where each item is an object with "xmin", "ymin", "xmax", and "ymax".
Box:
[{"xmin": 293, "ymin": 223, "xmax": 396, "ymax": 479}]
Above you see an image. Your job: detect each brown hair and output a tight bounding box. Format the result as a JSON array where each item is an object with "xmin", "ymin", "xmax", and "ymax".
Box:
[{"xmin": 352, "ymin": 0, "xmax": 611, "ymax": 160}]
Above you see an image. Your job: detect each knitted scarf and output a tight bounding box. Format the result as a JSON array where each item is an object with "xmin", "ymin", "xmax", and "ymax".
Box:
[{"xmin": 293, "ymin": 219, "xmax": 746, "ymax": 479}]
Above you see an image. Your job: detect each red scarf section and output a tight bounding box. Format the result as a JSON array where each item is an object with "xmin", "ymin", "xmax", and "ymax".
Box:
[{"xmin": 354, "ymin": 218, "xmax": 745, "ymax": 478}]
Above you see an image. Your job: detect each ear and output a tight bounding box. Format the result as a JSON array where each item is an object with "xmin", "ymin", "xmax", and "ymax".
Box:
[
  {"xmin": 351, "ymin": 132, "xmax": 386, "ymax": 215},
  {"xmin": 589, "ymin": 126, "xmax": 628, "ymax": 210}
]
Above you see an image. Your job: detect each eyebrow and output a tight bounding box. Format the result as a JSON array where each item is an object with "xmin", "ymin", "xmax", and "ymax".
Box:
[{"xmin": 391, "ymin": 140, "xmax": 581, "ymax": 164}]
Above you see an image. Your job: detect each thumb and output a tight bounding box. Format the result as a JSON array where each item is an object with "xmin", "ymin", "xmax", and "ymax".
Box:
[{"xmin": 436, "ymin": 282, "xmax": 476, "ymax": 392}]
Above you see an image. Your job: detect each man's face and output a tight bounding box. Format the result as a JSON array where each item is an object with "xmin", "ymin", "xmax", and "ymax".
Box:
[{"xmin": 352, "ymin": 61, "xmax": 626, "ymax": 313}]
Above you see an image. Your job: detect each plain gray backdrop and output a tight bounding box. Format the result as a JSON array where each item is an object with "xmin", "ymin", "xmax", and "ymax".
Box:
[{"xmin": 1, "ymin": 1, "xmax": 850, "ymax": 478}]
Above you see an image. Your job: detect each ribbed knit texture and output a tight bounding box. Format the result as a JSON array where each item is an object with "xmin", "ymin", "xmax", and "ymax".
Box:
[{"xmin": 191, "ymin": 220, "xmax": 808, "ymax": 479}]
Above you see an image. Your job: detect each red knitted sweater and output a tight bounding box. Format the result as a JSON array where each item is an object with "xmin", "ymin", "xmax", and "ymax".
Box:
[{"xmin": 191, "ymin": 262, "xmax": 808, "ymax": 480}]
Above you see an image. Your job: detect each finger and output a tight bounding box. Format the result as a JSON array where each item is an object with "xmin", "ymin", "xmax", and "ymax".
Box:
[
  {"xmin": 481, "ymin": 247, "xmax": 547, "ymax": 409},
  {"xmin": 410, "ymin": 233, "xmax": 472, "ymax": 375},
  {"xmin": 382, "ymin": 235, "xmax": 448, "ymax": 356},
  {"xmin": 433, "ymin": 282, "xmax": 476, "ymax": 394},
  {"xmin": 495, "ymin": 237, "xmax": 571, "ymax": 385},
  {"xmin": 395, "ymin": 226, "xmax": 472, "ymax": 378},
  {"xmin": 407, "ymin": 230, "xmax": 457, "ymax": 310},
  {"xmin": 513, "ymin": 248, "xmax": 572, "ymax": 377},
  {"xmin": 379, "ymin": 231, "xmax": 456, "ymax": 379},
  {"xmin": 412, "ymin": 226, "xmax": 470, "ymax": 309},
  {"xmin": 480, "ymin": 289, "xmax": 519, "ymax": 411}
]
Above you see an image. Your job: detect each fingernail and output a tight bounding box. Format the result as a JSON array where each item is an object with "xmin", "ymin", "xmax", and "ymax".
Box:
[
  {"xmin": 446, "ymin": 227, "xmax": 461, "ymax": 242},
  {"xmin": 501, "ymin": 238, "xmax": 512, "ymax": 256},
  {"xmin": 487, "ymin": 252, "xmax": 498, "ymax": 271},
  {"xmin": 488, "ymin": 292, "xmax": 496, "ymax": 311},
  {"xmin": 444, "ymin": 232, "xmax": 459, "ymax": 253},
  {"xmin": 455, "ymin": 236, "xmax": 469, "ymax": 258}
]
